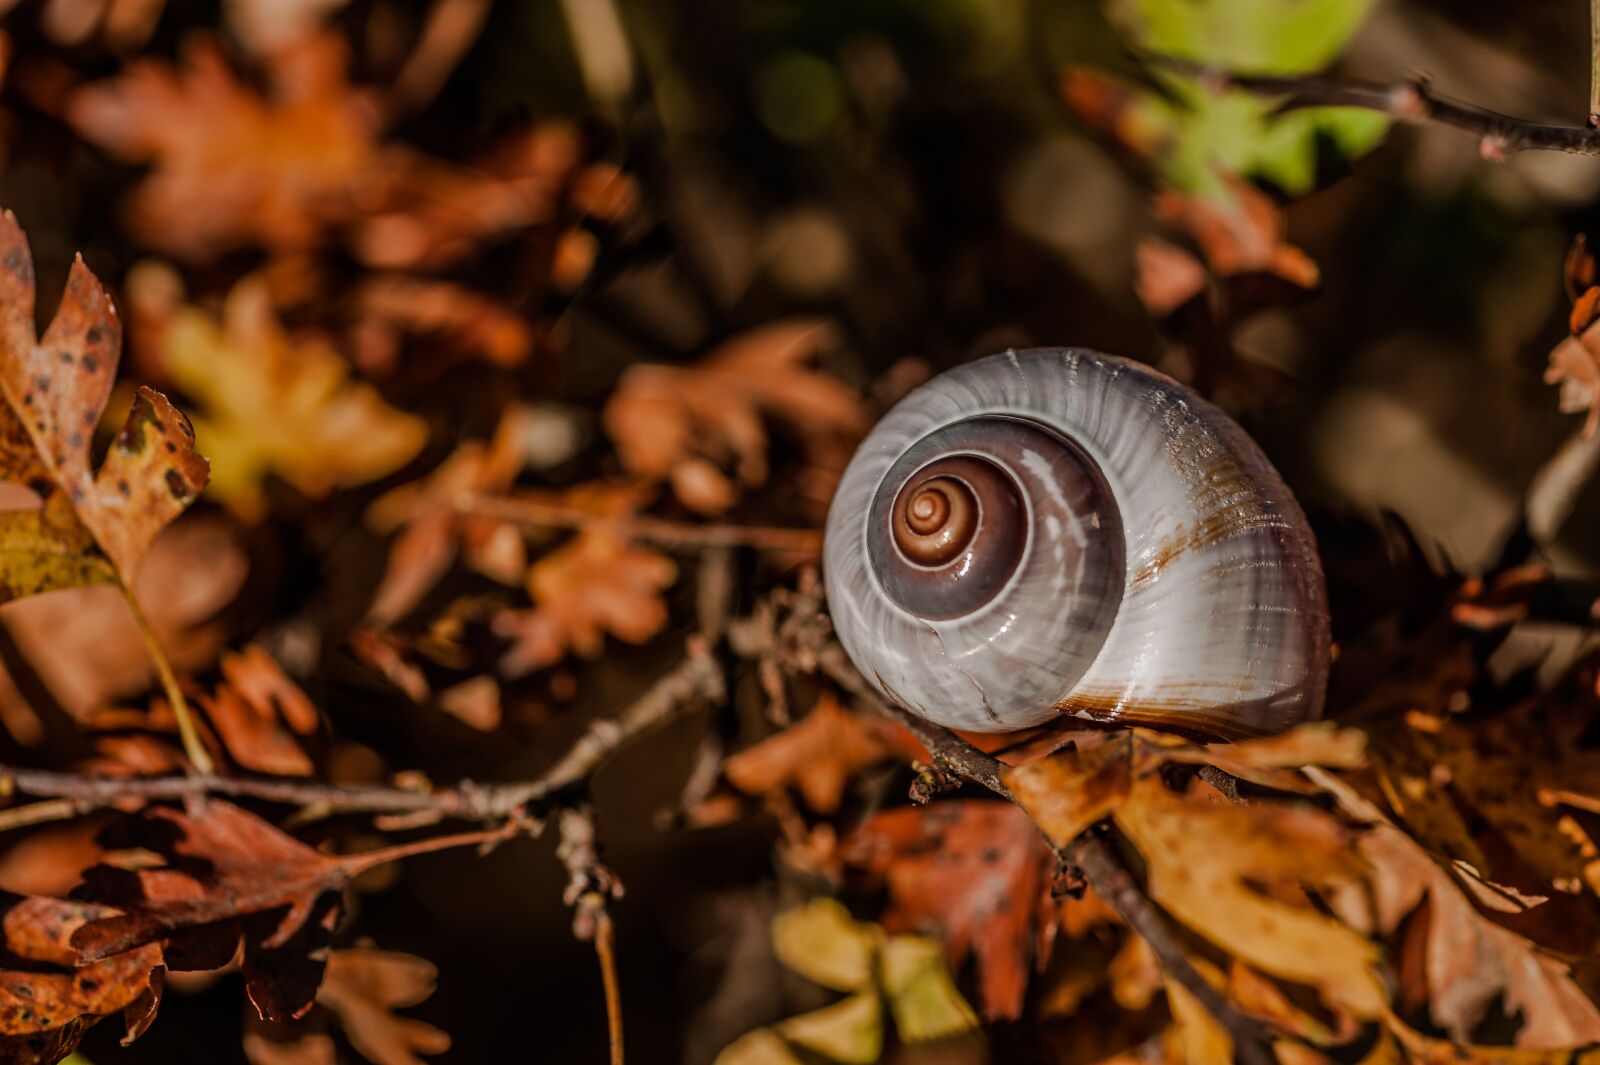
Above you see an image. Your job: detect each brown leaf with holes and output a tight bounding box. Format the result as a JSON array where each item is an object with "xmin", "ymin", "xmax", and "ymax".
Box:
[
  {"xmin": 602, "ymin": 320, "xmax": 866, "ymax": 515},
  {"xmin": 841, "ymin": 801, "xmax": 1053, "ymax": 1021},
  {"xmin": 722, "ymin": 693, "xmax": 901, "ymax": 815},
  {"xmin": 71, "ymin": 801, "xmax": 370, "ymax": 1021},
  {"xmin": 69, "ymin": 34, "xmax": 379, "ymax": 261},
  {"xmin": 0, "ymin": 210, "xmax": 208, "ymax": 605},
  {"xmin": 0, "ymin": 893, "xmax": 164, "ymax": 1061},
  {"xmin": 317, "ymin": 947, "xmax": 450, "ymax": 1065}
]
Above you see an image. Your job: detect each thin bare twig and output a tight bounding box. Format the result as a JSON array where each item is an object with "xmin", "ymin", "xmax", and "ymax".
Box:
[
  {"xmin": 457, "ymin": 492, "xmax": 822, "ymax": 554},
  {"xmin": 558, "ymin": 804, "xmax": 626, "ymax": 1065},
  {"xmin": 1163, "ymin": 58, "xmax": 1600, "ymax": 158},
  {"xmin": 0, "ymin": 640, "xmax": 726, "ymax": 824}
]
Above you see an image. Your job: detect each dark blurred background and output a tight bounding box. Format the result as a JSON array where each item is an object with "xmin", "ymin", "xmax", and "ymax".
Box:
[{"xmin": 0, "ymin": 0, "xmax": 1589, "ymax": 1061}]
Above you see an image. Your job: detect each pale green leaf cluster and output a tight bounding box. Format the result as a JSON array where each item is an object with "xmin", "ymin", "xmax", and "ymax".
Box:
[
  {"xmin": 1101, "ymin": 0, "xmax": 1389, "ymax": 196},
  {"xmin": 715, "ymin": 899, "xmax": 979, "ymax": 1065}
]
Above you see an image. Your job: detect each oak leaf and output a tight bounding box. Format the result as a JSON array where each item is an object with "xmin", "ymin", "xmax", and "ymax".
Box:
[
  {"xmin": 131, "ymin": 268, "xmax": 425, "ymax": 519},
  {"xmin": 722, "ymin": 693, "xmax": 902, "ymax": 815},
  {"xmin": 840, "ymin": 801, "xmax": 1054, "ymax": 1020},
  {"xmin": 72, "ymin": 801, "xmax": 388, "ymax": 1021},
  {"xmin": 316, "ymin": 947, "xmax": 450, "ymax": 1065},
  {"xmin": 69, "ymin": 34, "xmax": 378, "ymax": 261},
  {"xmin": 602, "ymin": 320, "xmax": 866, "ymax": 516},
  {"xmin": 1316, "ymin": 769, "xmax": 1600, "ymax": 1047},
  {"xmin": 0, "ymin": 212, "xmax": 207, "ymax": 604},
  {"xmin": 485, "ymin": 483, "xmax": 678, "ymax": 677}
]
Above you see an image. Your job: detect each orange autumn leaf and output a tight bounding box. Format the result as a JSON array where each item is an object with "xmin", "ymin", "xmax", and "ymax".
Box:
[
  {"xmin": 722, "ymin": 693, "xmax": 902, "ymax": 815},
  {"xmin": 0, "ymin": 894, "xmax": 164, "ymax": 1060},
  {"xmin": 602, "ymin": 320, "xmax": 867, "ymax": 515},
  {"xmin": 841, "ymin": 801, "xmax": 1055, "ymax": 1021},
  {"xmin": 364, "ymin": 406, "xmax": 560, "ymax": 626},
  {"xmin": 525, "ymin": 528, "xmax": 677, "ymax": 656},
  {"xmin": 69, "ymin": 34, "xmax": 379, "ymax": 261},
  {"xmin": 0, "ymin": 210, "xmax": 208, "ymax": 602},
  {"xmin": 317, "ymin": 946, "xmax": 451, "ymax": 1065}
]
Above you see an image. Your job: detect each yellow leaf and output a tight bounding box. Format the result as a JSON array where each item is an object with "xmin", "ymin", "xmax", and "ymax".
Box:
[
  {"xmin": 1114, "ymin": 775, "xmax": 1385, "ymax": 1017},
  {"xmin": 880, "ymin": 934, "xmax": 979, "ymax": 1043},
  {"xmin": 1003, "ymin": 733, "xmax": 1132, "ymax": 846},
  {"xmin": 1165, "ymin": 978, "xmax": 1233, "ymax": 1065},
  {"xmin": 142, "ymin": 266, "xmax": 425, "ymax": 519},
  {"xmin": 712, "ymin": 1029, "xmax": 804, "ymax": 1065},
  {"xmin": 771, "ymin": 898, "xmax": 874, "ymax": 993},
  {"xmin": 774, "ymin": 992, "xmax": 883, "ymax": 1065}
]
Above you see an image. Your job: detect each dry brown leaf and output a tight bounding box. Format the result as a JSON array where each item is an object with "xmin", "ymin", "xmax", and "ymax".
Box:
[
  {"xmin": 364, "ymin": 406, "xmax": 553, "ymax": 626},
  {"xmin": 351, "ymin": 126, "xmax": 589, "ymax": 270},
  {"xmin": 722, "ymin": 692, "xmax": 900, "ymax": 815},
  {"xmin": 1114, "ymin": 773, "xmax": 1385, "ymax": 1018},
  {"xmin": 0, "ymin": 894, "xmax": 164, "ymax": 1060},
  {"xmin": 351, "ymin": 276, "xmax": 532, "ymax": 375},
  {"xmin": 0, "ymin": 211, "xmax": 208, "ymax": 600},
  {"xmin": 840, "ymin": 801, "xmax": 1054, "ymax": 1021},
  {"xmin": 317, "ymin": 946, "xmax": 450, "ymax": 1065},
  {"xmin": 602, "ymin": 320, "xmax": 866, "ymax": 515},
  {"xmin": 1316, "ymin": 769, "xmax": 1600, "ymax": 1047},
  {"xmin": 70, "ymin": 34, "xmax": 380, "ymax": 261}
]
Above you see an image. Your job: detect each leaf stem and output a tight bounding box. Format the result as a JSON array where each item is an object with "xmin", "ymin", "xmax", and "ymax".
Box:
[
  {"xmin": 121, "ymin": 585, "xmax": 214, "ymax": 776},
  {"xmin": 1590, "ymin": 0, "xmax": 1600, "ymax": 127}
]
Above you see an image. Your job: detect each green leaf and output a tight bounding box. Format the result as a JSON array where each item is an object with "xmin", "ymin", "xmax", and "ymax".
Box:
[
  {"xmin": 1110, "ymin": 0, "xmax": 1374, "ymax": 74},
  {"xmin": 1078, "ymin": 0, "xmax": 1388, "ymax": 195}
]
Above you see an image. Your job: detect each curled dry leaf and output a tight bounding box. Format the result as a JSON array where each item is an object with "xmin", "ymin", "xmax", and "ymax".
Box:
[
  {"xmin": 0, "ymin": 894, "xmax": 164, "ymax": 1061},
  {"xmin": 69, "ymin": 34, "xmax": 379, "ymax": 261},
  {"xmin": 73, "ymin": 801, "xmax": 361, "ymax": 1022},
  {"xmin": 840, "ymin": 800, "xmax": 1054, "ymax": 1021},
  {"xmin": 129, "ymin": 266, "xmax": 425, "ymax": 520},
  {"xmin": 0, "ymin": 211, "xmax": 207, "ymax": 603},
  {"xmin": 1112, "ymin": 773, "xmax": 1386, "ymax": 1019},
  {"xmin": 602, "ymin": 320, "xmax": 866, "ymax": 516},
  {"xmin": 83, "ymin": 643, "xmax": 320, "ymax": 777},
  {"xmin": 1316, "ymin": 770, "xmax": 1600, "ymax": 1048}
]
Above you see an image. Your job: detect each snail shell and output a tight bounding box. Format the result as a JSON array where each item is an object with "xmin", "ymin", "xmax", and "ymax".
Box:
[{"xmin": 823, "ymin": 348, "xmax": 1329, "ymax": 740}]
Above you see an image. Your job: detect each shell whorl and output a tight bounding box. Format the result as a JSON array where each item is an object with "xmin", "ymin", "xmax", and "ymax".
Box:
[{"xmin": 822, "ymin": 348, "xmax": 1329, "ymax": 739}]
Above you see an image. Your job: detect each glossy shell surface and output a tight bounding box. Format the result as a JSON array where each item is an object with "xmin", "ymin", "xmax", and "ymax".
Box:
[{"xmin": 823, "ymin": 348, "xmax": 1329, "ymax": 738}]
